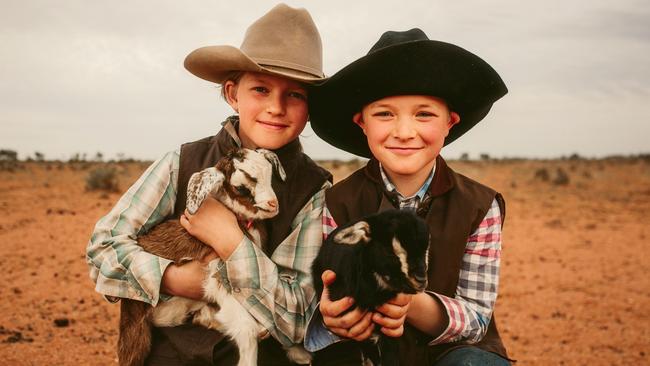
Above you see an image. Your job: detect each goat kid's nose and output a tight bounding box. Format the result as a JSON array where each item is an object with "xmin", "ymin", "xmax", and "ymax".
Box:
[{"xmin": 256, "ymin": 199, "xmax": 278, "ymax": 213}]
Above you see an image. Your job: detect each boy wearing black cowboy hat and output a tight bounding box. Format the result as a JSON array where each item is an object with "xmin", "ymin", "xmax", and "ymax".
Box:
[
  {"xmin": 87, "ymin": 4, "xmax": 332, "ymax": 365},
  {"xmin": 305, "ymin": 29, "xmax": 512, "ymax": 365}
]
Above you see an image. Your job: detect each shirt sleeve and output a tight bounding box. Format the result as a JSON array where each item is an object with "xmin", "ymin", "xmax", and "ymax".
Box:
[
  {"xmin": 213, "ymin": 182, "xmax": 331, "ymax": 346},
  {"xmin": 304, "ymin": 203, "xmax": 344, "ymax": 352},
  {"xmin": 428, "ymin": 198, "xmax": 502, "ymax": 345},
  {"xmin": 85, "ymin": 151, "xmax": 179, "ymax": 306}
]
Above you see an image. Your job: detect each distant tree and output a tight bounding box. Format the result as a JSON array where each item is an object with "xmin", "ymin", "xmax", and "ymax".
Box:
[
  {"xmin": 460, "ymin": 152, "xmax": 469, "ymax": 161},
  {"xmin": 95, "ymin": 152, "xmax": 104, "ymax": 162},
  {"xmin": 0, "ymin": 149, "xmax": 18, "ymax": 161},
  {"xmin": 34, "ymin": 151, "xmax": 45, "ymax": 161},
  {"xmin": 480, "ymin": 153, "xmax": 491, "ymax": 161}
]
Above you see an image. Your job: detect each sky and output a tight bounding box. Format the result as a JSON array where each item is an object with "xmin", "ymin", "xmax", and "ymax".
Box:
[{"xmin": 2, "ymin": 0, "xmax": 649, "ymax": 161}]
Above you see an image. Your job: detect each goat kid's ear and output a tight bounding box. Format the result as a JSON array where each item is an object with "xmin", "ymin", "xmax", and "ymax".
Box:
[
  {"xmin": 186, "ymin": 167, "xmax": 225, "ymax": 214},
  {"xmin": 333, "ymin": 221, "xmax": 371, "ymax": 245},
  {"xmin": 258, "ymin": 149, "xmax": 287, "ymax": 182}
]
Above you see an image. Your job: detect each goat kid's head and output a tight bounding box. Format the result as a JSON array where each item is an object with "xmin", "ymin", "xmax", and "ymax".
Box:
[
  {"xmin": 333, "ymin": 210, "xmax": 430, "ymax": 294},
  {"xmin": 186, "ymin": 148, "xmax": 286, "ymax": 220}
]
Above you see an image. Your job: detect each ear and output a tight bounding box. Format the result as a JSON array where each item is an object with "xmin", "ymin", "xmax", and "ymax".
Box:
[
  {"xmin": 186, "ymin": 167, "xmax": 225, "ymax": 214},
  {"xmin": 223, "ymin": 80, "xmax": 239, "ymax": 112},
  {"xmin": 333, "ymin": 221, "xmax": 371, "ymax": 245},
  {"xmin": 352, "ymin": 112, "xmax": 367, "ymax": 135},
  {"xmin": 448, "ymin": 111, "xmax": 461, "ymax": 129},
  {"xmin": 258, "ymin": 149, "xmax": 287, "ymax": 181}
]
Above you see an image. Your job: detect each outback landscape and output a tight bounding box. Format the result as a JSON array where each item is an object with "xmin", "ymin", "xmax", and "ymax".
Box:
[{"xmin": 0, "ymin": 152, "xmax": 648, "ymax": 365}]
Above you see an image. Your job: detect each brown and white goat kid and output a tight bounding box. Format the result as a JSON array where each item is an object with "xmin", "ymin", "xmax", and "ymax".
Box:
[
  {"xmin": 118, "ymin": 148, "xmax": 310, "ymax": 366},
  {"xmin": 312, "ymin": 209, "xmax": 430, "ymax": 366}
]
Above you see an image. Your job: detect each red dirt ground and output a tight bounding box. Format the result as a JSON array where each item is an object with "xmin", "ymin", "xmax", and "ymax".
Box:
[{"xmin": 0, "ymin": 158, "xmax": 648, "ymax": 365}]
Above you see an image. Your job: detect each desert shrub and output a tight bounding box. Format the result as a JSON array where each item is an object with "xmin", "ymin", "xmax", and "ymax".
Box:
[
  {"xmin": 86, "ymin": 166, "xmax": 119, "ymax": 192},
  {"xmin": 534, "ymin": 168, "xmax": 550, "ymax": 181},
  {"xmin": 460, "ymin": 152, "xmax": 469, "ymax": 161},
  {"xmin": 552, "ymin": 168, "xmax": 570, "ymax": 185}
]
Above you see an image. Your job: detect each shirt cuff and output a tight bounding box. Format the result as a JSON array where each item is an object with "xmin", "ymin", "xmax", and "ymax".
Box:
[
  {"xmin": 217, "ymin": 236, "xmax": 260, "ymax": 292},
  {"xmin": 127, "ymin": 250, "xmax": 174, "ymax": 306},
  {"xmin": 304, "ymin": 305, "xmax": 343, "ymax": 352},
  {"xmin": 426, "ymin": 291, "xmax": 462, "ymax": 345}
]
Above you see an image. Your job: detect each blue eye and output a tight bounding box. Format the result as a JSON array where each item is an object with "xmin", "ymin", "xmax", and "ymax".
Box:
[
  {"xmin": 289, "ymin": 91, "xmax": 307, "ymax": 101},
  {"xmin": 416, "ymin": 111, "xmax": 438, "ymax": 118}
]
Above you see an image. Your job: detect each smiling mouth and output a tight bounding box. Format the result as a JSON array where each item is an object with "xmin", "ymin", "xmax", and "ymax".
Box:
[
  {"xmin": 386, "ymin": 147, "xmax": 422, "ymax": 155},
  {"xmin": 258, "ymin": 120, "xmax": 289, "ymax": 129}
]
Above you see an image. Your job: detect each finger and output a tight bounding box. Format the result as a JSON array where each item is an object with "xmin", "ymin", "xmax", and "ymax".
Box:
[
  {"xmin": 380, "ymin": 324, "xmax": 404, "ymax": 338},
  {"xmin": 351, "ymin": 321, "xmax": 376, "ymax": 342},
  {"xmin": 375, "ymin": 302, "xmax": 409, "ymax": 319},
  {"xmin": 180, "ymin": 214, "xmax": 190, "ymax": 230},
  {"xmin": 387, "ymin": 293, "xmax": 412, "ymax": 306},
  {"xmin": 323, "ymin": 307, "xmax": 366, "ymax": 329},
  {"xmin": 320, "ymin": 295, "xmax": 355, "ymax": 317},
  {"xmin": 321, "ymin": 270, "xmax": 337, "ymax": 286},
  {"xmin": 346, "ymin": 312, "xmax": 374, "ymax": 339},
  {"xmin": 373, "ymin": 312, "xmax": 406, "ymax": 330}
]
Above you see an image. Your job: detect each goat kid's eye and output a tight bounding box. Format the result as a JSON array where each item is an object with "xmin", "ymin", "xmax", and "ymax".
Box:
[{"xmin": 236, "ymin": 185, "xmax": 251, "ymax": 196}]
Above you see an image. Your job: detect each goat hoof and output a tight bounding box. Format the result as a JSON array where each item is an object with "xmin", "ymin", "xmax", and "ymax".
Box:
[{"xmin": 285, "ymin": 345, "xmax": 312, "ymax": 365}]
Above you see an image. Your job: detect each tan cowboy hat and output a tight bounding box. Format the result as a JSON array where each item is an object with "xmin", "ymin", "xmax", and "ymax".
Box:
[{"xmin": 184, "ymin": 3, "xmax": 326, "ymax": 84}]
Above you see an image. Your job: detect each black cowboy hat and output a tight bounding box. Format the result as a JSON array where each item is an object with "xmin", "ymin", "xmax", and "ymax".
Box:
[{"xmin": 308, "ymin": 28, "xmax": 508, "ymax": 158}]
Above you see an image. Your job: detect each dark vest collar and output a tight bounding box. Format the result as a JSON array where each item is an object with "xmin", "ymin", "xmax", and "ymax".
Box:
[{"xmin": 363, "ymin": 155, "xmax": 455, "ymax": 215}]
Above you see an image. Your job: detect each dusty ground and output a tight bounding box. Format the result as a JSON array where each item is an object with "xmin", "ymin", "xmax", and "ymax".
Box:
[{"xmin": 0, "ymin": 157, "xmax": 648, "ymax": 365}]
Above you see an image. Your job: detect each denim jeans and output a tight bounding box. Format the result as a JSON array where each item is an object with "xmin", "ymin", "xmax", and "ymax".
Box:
[{"xmin": 435, "ymin": 347, "xmax": 511, "ymax": 366}]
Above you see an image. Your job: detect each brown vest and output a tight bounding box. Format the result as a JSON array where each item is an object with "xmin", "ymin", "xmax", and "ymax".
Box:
[
  {"xmin": 153, "ymin": 120, "xmax": 332, "ymax": 366},
  {"xmin": 325, "ymin": 156, "xmax": 510, "ymax": 364}
]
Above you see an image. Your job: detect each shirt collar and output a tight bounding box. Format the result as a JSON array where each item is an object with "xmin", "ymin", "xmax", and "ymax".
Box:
[
  {"xmin": 379, "ymin": 163, "xmax": 436, "ymax": 203},
  {"xmin": 221, "ymin": 116, "xmax": 242, "ymax": 147}
]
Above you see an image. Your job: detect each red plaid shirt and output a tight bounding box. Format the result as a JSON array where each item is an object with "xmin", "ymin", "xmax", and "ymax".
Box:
[{"xmin": 317, "ymin": 164, "xmax": 502, "ymax": 345}]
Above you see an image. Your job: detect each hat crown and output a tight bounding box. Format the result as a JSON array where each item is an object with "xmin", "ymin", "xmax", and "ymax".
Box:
[
  {"xmin": 240, "ymin": 3, "xmax": 323, "ymax": 77},
  {"xmin": 368, "ymin": 28, "xmax": 430, "ymax": 54}
]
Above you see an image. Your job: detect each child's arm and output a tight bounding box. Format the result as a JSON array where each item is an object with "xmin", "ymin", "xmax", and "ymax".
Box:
[
  {"xmin": 86, "ymin": 151, "xmax": 206, "ymax": 304},
  {"xmin": 403, "ymin": 198, "xmax": 503, "ymax": 343},
  {"xmin": 180, "ymin": 182, "xmax": 332, "ymax": 346}
]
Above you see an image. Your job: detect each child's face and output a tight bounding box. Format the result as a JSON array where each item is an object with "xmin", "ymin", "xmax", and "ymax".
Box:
[
  {"xmin": 353, "ymin": 95, "xmax": 460, "ymax": 182},
  {"xmin": 224, "ymin": 72, "xmax": 309, "ymax": 150}
]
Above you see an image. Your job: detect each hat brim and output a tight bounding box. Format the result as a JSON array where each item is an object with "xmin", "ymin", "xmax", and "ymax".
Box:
[
  {"xmin": 184, "ymin": 45, "xmax": 326, "ymax": 84},
  {"xmin": 309, "ymin": 40, "xmax": 507, "ymax": 158}
]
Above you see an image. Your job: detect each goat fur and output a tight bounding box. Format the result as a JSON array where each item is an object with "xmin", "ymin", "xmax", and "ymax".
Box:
[
  {"xmin": 118, "ymin": 148, "xmax": 311, "ymax": 366},
  {"xmin": 312, "ymin": 209, "xmax": 430, "ymax": 366}
]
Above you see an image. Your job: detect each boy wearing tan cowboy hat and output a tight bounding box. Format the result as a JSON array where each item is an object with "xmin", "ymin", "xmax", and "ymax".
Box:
[
  {"xmin": 305, "ymin": 29, "xmax": 512, "ymax": 365},
  {"xmin": 87, "ymin": 4, "xmax": 332, "ymax": 365}
]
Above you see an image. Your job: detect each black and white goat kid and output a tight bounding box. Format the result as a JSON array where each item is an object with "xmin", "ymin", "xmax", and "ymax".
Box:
[
  {"xmin": 312, "ymin": 209, "xmax": 430, "ymax": 366},
  {"xmin": 118, "ymin": 148, "xmax": 311, "ymax": 366}
]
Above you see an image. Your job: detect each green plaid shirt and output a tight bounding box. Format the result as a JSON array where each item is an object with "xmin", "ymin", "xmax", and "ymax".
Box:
[{"xmin": 86, "ymin": 130, "xmax": 329, "ymax": 346}]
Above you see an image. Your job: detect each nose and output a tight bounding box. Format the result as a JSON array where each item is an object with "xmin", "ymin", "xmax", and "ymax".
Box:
[
  {"xmin": 255, "ymin": 199, "xmax": 278, "ymax": 214},
  {"xmin": 392, "ymin": 116, "xmax": 416, "ymax": 140},
  {"xmin": 266, "ymin": 93, "xmax": 286, "ymax": 116}
]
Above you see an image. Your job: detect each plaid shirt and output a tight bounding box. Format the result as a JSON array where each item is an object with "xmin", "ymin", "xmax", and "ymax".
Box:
[
  {"xmin": 306, "ymin": 163, "xmax": 502, "ymax": 350},
  {"xmin": 86, "ymin": 126, "xmax": 329, "ymax": 346}
]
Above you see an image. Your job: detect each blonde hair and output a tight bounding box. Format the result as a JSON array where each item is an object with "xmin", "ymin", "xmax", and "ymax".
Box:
[{"xmin": 219, "ymin": 71, "xmax": 245, "ymax": 100}]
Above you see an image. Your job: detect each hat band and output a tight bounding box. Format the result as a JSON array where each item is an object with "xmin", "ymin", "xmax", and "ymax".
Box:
[{"xmin": 253, "ymin": 57, "xmax": 324, "ymax": 78}]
